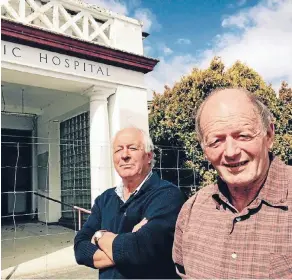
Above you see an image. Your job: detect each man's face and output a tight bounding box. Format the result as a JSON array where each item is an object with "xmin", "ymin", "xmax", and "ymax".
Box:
[
  {"xmin": 200, "ymin": 91, "xmax": 274, "ymax": 188},
  {"xmin": 113, "ymin": 128, "xmax": 153, "ymax": 180}
]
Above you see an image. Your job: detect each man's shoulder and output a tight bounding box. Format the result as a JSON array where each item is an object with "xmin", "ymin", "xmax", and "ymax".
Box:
[
  {"xmin": 270, "ymin": 156, "xmax": 292, "ymax": 189},
  {"xmin": 287, "ymin": 164, "xmax": 292, "ymax": 179},
  {"xmin": 93, "ymin": 187, "xmax": 116, "ymax": 205},
  {"xmin": 101, "ymin": 186, "xmax": 116, "ymax": 196},
  {"xmin": 153, "ymin": 175, "xmax": 182, "ymax": 195},
  {"xmin": 148, "ymin": 172, "xmax": 179, "ymax": 190},
  {"xmin": 184, "ymin": 184, "xmax": 216, "ymax": 208},
  {"xmin": 286, "ymin": 164, "xmax": 292, "ymax": 192},
  {"xmin": 158, "ymin": 178, "xmax": 179, "ymax": 189},
  {"xmin": 142, "ymin": 173, "xmax": 185, "ymax": 206},
  {"xmin": 176, "ymin": 184, "xmax": 216, "ymax": 226}
]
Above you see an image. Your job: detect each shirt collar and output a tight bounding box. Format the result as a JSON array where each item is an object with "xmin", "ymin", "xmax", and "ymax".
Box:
[
  {"xmin": 115, "ymin": 171, "xmax": 153, "ymax": 202},
  {"xmin": 212, "ymin": 155, "xmax": 289, "ymax": 207}
]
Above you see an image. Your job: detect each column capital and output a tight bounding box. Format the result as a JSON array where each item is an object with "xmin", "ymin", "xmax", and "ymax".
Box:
[{"xmin": 83, "ymin": 85, "xmax": 116, "ymax": 101}]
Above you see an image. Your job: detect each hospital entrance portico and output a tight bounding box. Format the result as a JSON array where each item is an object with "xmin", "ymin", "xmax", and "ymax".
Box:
[{"xmin": 1, "ymin": 0, "xmax": 158, "ymax": 228}]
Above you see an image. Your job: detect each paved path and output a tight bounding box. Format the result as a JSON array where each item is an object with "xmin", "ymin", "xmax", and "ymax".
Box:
[
  {"xmin": 8, "ymin": 266, "xmax": 97, "ymax": 279},
  {"xmin": 1, "ymin": 222, "xmax": 97, "ymax": 279},
  {"xmin": 2, "ymin": 222, "xmax": 75, "ymax": 270}
]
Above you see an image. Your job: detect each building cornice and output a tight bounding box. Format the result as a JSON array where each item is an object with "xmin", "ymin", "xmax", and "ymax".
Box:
[
  {"xmin": 1, "ymin": 19, "xmax": 159, "ymax": 74},
  {"xmin": 55, "ymin": 0, "xmax": 142, "ymax": 26}
]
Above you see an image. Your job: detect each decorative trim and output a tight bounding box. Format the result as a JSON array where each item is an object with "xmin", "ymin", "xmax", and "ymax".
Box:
[
  {"xmin": 1, "ymin": 19, "xmax": 159, "ymax": 74},
  {"xmin": 84, "ymin": 85, "xmax": 116, "ymax": 101}
]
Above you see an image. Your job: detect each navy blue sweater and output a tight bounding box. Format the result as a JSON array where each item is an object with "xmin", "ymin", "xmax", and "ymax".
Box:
[{"xmin": 74, "ymin": 172, "xmax": 185, "ymax": 279}]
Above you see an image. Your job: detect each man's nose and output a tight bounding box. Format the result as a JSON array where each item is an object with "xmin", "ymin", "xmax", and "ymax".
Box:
[
  {"xmin": 224, "ymin": 137, "xmax": 241, "ymax": 158},
  {"xmin": 121, "ymin": 148, "xmax": 130, "ymax": 159}
]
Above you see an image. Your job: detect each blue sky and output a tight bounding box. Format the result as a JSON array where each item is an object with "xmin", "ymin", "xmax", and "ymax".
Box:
[
  {"xmin": 138, "ymin": 0, "xmax": 259, "ymax": 56},
  {"xmin": 87, "ymin": 0, "xmax": 292, "ymax": 99}
]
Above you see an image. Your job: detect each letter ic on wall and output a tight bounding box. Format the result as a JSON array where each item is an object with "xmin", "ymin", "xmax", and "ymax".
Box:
[{"xmin": 12, "ymin": 47, "xmax": 21, "ymax": 57}]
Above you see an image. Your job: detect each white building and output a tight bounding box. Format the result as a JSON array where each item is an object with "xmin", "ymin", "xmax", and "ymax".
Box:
[{"xmin": 1, "ymin": 0, "xmax": 158, "ymax": 227}]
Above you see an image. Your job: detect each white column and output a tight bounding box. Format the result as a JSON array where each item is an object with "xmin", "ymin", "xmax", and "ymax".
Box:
[
  {"xmin": 108, "ymin": 85, "xmax": 149, "ymax": 186},
  {"xmin": 31, "ymin": 117, "xmax": 38, "ymax": 219},
  {"xmin": 48, "ymin": 120, "xmax": 62, "ymax": 222},
  {"xmin": 86, "ymin": 86, "xmax": 115, "ymax": 206}
]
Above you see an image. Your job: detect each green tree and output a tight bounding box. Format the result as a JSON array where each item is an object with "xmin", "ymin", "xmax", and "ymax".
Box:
[
  {"xmin": 149, "ymin": 57, "xmax": 292, "ymax": 188},
  {"xmin": 274, "ymin": 81, "xmax": 292, "ymax": 163}
]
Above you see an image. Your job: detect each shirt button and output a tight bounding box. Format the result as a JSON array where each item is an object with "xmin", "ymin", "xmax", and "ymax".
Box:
[
  {"xmin": 231, "ymin": 253, "xmax": 237, "ymax": 259},
  {"xmin": 236, "ymin": 217, "xmax": 241, "ymax": 222}
]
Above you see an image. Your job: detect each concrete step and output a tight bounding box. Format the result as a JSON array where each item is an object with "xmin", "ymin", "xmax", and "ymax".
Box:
[{"xmin": 1, "ymin": 245, "xmax": 97, "ymax": 279}]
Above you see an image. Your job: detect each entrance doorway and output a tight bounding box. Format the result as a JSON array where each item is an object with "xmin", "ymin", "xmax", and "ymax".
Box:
[{"xmin": 1, "ymin": 129, "xmax": 33, "ymax": 223}]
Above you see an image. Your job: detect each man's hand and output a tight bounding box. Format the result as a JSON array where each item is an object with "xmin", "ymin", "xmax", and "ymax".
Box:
[
  {"xmin": 93, "ymin": 249, "xmax": 115, "ymax": 269},
  {"xmin": 91, "ymin": 218, "xmax": 148, "ymax": 266},
  {"xmin": 97, "ymin": 232, "xmax": 117, "ymax": 261},
  {"xmin": 132, "ymin": 218, "xmax": 148, "ymax": 232},
  {"xmin": 91, "ymin": 232, "xmax": 115, "ymax": 269}
]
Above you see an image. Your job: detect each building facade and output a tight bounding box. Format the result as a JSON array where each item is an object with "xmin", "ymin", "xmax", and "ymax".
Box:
[{"xmin": 1, "ymin": 0, "xmax": 158, "ymax": 226}]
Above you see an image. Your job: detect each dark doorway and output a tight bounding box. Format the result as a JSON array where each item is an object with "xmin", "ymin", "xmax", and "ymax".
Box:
[{"xmin": 1, "ymin": 129, "xmax": 33, "ymax": 224}]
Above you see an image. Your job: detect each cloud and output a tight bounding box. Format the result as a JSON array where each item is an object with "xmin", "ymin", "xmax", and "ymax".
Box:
[
  {"xmin": 128, "ymin": 0, "xmax": 142, "ymax": 9},
  {"xmin": 145, "ymin": 55, "xmax": 197, "ymax": 99},
  {"xmin": 238, "ymin": 0, "xmax": 247, "ymax": 6},
  {"xmin": 162, "ymin": 46, "xmax": 173, "ymax": 55},
  {"xmin": 134, "ymin": 8, "xmax": 161, "ymax": 32},
  {"xmin": 156, "ymin": 43, "xmax": 173, "ymax": 56},
  {"xmin": 227, "ymin": 0, "xmax": 247, "ymax": 9},
  {"xmin": 146, "ymin": 0, "xmax": 292, "ymax": 99},
  {"xmin": 176, "ymin": 38, "xmax": 191, "ymax": 45},
  {"xmin": 86, "ymin": 1, "xmax": 161, "ymax": 33},
  {"xmin": 85, "ymin": 1, "xmax": 161, "ymax": 34},
  {"xmin": 199, "ymin": 0, "xmax": 292, "ymax": 90},
  {"xmin": 85, "ymin": 0, "xmax": 128, "ymax": 15},
  {"xmin": 221, "ymin": 13, "xmax": 250, "ymax": 29},
  {"xmin": 143, "ymin": 45, "xmax": 153, "ymax": 56}
]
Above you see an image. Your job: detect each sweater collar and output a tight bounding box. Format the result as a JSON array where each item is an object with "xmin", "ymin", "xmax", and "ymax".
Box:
[{"xmin": 115, "ymin": 171, "xmax": 153, "ymax": 202}]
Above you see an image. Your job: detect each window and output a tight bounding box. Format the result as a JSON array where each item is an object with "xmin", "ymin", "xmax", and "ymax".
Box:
[{"xmin": 60, "ymin": 112, "xmax": 91, "ymax": 223}]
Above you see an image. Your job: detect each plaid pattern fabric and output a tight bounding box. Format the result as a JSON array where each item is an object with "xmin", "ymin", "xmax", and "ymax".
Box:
[{"xmin": 173, "ymin": 156, "xmax": 292, "ymax": 279}]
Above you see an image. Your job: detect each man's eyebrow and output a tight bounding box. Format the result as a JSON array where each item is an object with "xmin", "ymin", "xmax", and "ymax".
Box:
[
  {"xmin": 205, "ymin": 133, "xmax": 224, "ymax": 141},
  {"xmin": 114, "ymin": 145, "xmax": 123, "ymax": 149},
  {"xmin": 114, "ymin": 144, "xmax": 138, "ymax": 148}
]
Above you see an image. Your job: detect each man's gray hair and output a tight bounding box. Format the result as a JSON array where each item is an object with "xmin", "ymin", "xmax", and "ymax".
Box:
[
  {"xmin": 195, "ymin": 88, "xmax": 274, "ymax": 145},
  {"xmin": 142, "ymin": 129, "xmax": 156, "ymax": 168},
  {"xmin": 112, "ymin": 127, "xmax": 156, "ymax": 168}
]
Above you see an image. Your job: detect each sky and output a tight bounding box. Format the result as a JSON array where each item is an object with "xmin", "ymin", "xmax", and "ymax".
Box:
[{"xmin": 85, "ymin": 0, "xmax": 292, "ymax": 99}]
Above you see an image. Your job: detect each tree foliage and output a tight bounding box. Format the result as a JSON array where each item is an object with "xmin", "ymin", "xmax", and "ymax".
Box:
[{"xmin": 149, "ymin": 57, "xmax": 292, "ymax": 188}]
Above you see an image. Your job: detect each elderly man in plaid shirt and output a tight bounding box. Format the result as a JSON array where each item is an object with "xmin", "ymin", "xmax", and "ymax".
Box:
[{"xmin": 173, "ymin": 88, "xmax": 292, "ymax": 279}]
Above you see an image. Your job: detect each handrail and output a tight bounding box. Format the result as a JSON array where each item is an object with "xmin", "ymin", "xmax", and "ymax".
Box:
[
  {"xmin": 73, "ymin": 206, "xmax": 91, "ymax": 230},
  {"xmin": 34, "ymin": 192, "xmax": 91, "ymax": 230}
]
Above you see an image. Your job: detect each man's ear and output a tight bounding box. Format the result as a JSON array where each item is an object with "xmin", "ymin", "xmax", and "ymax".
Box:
[
  {"xmin": 266, "ymin": 123, "xmax": 275, "ymax": 150},
  {"xmin": 147, "ymin": 152, "xmax": 153, "ymax": 164},
  {"xmin": 201, "ymin": 143, "xmax": 209, "ymax": 160}
]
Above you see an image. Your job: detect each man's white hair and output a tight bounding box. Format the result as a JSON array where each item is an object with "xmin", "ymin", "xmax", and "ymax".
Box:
[{"xmin": 112, "ymin": 127, "xmax": 156, "ymax": 168}]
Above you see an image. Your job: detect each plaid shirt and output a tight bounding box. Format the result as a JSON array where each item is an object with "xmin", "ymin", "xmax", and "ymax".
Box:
[{"xmin": 173, "ymin": 156, "xmax": 292, "ymax": 279}]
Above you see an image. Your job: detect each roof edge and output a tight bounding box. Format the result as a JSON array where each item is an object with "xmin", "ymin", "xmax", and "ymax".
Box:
[{"xmin": 1, "ymin": 19, "xmax": 159, "ymax": 74}]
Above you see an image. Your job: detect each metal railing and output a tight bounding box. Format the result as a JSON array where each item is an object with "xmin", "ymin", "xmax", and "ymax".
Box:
[{"xmin": 34, "ymin": 192, "xmax": 91, "ymax": 230}]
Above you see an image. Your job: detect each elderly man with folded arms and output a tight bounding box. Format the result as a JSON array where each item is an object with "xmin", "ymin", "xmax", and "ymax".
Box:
[
  {"xmin": 74, "ymin": 127, "xmax": 184, "ymax": 279},
  {"xmin": 173, "ymin": 88, "xmax": 292, "ymax": 279}
]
